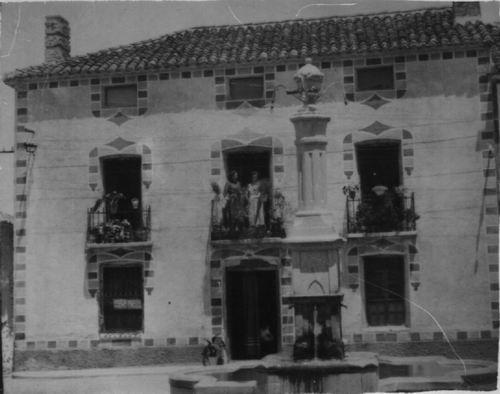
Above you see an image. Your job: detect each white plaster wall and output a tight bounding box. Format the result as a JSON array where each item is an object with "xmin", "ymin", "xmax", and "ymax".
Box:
[{"xmin": 18, "ymin": 56, "xmax": 495, "ymax": 341}]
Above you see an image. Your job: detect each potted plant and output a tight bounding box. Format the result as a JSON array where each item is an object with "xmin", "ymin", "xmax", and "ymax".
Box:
[
  {"xmin": 342, "ymin": 184, "xmax": 359, "ymax": 200},
  {"xmin": 271, "ymin": 189, "xmax": 288, "ymax": 238},
  {"xmin": 87, "ymin": 228, "xmax": 100, "ymax": 243},
  {"xmin": 355, "ymin": 187, "xmax": 419, "ymax": 232},
  {"xmin": 134, "ymin": 227, "xmax": 148, "ymax": 242}
]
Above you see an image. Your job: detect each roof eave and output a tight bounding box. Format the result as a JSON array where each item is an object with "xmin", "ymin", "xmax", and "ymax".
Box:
[{"xmin": 3, "ymin": 42, "xmax": 495, "ymax": 87}]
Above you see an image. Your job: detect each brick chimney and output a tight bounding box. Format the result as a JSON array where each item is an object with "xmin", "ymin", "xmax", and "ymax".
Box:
[
  {"xmin": 453, "ymin": 1, "xmax": 481, "ymax": 21},
  {"xmin": 453, "ymin": 1, "xmax": 500, "ymax": 25},
  {"xmin": 45, "ymin": 15, "xmax": 70, "ymax": 63}
]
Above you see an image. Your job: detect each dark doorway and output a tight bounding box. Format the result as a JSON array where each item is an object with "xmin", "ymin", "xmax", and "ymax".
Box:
[
  {"xmin": 364, "ymin": 255, "xmax": 406, "ymax": 326},
  {"xmin": 101, "ymin": 265, "xmax": 143, "ymax": 332},
  {"xmin": 356, "ymin": 141, "xmax": 401, "ymax": 197},
  {"xmin": 102, "ymin": 156, "xmax": 142, "ymax": 212},
  {"xmin": 226, "ymin": 265, "xmax": 279, "ymax": 359}
]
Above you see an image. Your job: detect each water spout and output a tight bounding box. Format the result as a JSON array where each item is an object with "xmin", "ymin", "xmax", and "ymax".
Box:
[{"xmin": 313, "ymin": 305, "xmax": 321, "ymax": 360}]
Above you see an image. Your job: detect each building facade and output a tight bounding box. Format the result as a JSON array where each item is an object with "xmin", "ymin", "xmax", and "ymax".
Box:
[{"xmin": 3, "ymin": 2, "xmax": 500, "ymax": 369}]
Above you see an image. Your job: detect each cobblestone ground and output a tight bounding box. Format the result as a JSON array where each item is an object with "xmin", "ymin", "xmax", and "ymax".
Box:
[{"xmin": 4, "ymin": 374, "xmax": 172, "ymax": 394}]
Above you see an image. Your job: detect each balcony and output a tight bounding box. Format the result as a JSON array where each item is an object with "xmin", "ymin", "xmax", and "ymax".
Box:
[
  {"xmin": 87, "ymin": 207, "xmax": 151, "ymax": 245},
  {"xmin": 345, "ymin": 187, "xmax": 418, "ymax": 234},
  {"xmin": 210, "ymin": 190, "xmax": 286, "ymax": 242}
]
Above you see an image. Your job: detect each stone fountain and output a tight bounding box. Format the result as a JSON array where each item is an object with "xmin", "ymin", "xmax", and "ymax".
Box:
[{"xmin": 285, "ymin": 58, "xmax": 345, "ymax": 362}]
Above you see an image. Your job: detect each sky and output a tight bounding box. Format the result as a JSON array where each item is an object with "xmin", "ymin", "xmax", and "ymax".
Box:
[{"xmin": 0, "ymin": 0, "xmax": 461, "ymax": 215}]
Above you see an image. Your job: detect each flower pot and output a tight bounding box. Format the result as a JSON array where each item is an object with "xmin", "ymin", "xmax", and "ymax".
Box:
[
  {"xmin": 372, "ymin": 185, "xmax": 388, "ymax": 196},
  {"xmin": 134, "ymin": 228, "xmax": 148, "ymax": 242}
]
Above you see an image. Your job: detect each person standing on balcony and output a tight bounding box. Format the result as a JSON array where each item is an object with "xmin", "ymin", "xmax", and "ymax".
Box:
[
  {"xmin": 223, "ymin": 171, "xmax": 244, "ymax": 232},
  {"xmin": 247, "ymin": 171, "xmax": 267, "ymax": 227},
  {"xmin": 210, "ymin": 182, "xmax": 225, "ymax": 227},
  {"xmin": 129, "ymin": 197, "xmax": 143, "ymax": 231}
]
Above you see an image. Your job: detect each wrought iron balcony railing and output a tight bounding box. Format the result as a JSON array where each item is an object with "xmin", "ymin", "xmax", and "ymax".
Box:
[
  {"xmin": 87, "ymin": 207, "xmax": 151, "ymax": 244},
  {"xmin": 210, "ymin": 194, "xmax": 286, "ymax": 241},
  {"xmin": 346, "ymin": 191, "xmax": 417, "ymax": 234}
]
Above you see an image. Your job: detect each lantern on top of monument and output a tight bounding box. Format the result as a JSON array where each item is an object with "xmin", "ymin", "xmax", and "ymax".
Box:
[{"xmin": 293, "ymin": 58, "xmax": 324, "ymax": 109}]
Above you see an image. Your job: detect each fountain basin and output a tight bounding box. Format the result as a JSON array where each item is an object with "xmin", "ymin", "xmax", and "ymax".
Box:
[
  {"xmin": 378, "ymin": 355, "xmax": 497, "ymax": 392},
  {"xmin": 170, "ymin": 352, "xmax": 378, "ymax": 394},
  {"xmin": 170, "ymin": 353, "xmax": 497, "ymax": 393}
]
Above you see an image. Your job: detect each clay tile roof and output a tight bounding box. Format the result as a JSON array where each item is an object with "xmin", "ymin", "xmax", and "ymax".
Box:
[{"xmin": 4, "ymin": 6, "xmax": 500, "ymax": 84}]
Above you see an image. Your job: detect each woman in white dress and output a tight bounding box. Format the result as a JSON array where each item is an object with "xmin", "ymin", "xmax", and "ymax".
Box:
[
  {"xmin": 247, "ymin": 171, "xmax": 266, "ymax": 227},
  {"xmin": 210, "ymin": 182, "xmax": 225, "ymax": 227}
]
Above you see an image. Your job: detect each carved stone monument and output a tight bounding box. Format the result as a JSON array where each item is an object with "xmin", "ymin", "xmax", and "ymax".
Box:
[{"xmin": 286, "ymin": 59, "xmax": 345, "ymax": 359}]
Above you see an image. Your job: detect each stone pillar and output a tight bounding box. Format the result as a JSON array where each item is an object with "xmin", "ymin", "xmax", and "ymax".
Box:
[
  {"xmin": 287, "ymin": 111, "xmax": 339, "ymax": 242},
  {"xmin": 284, "ymin": 62, "xmax": 344, "ymax": 353},
  {"xmin": 292, "ymin": 113, "xmax": 330, "ymax": 211},
  {"xmin": 45, "ymin": 16, "xmax": 70, "ymax": 63}
]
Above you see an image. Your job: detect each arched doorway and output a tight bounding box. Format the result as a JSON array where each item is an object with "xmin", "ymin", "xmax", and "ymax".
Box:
[{"xmin": 226, "ymin": 259, "xmax": 279, "ymax": 359}]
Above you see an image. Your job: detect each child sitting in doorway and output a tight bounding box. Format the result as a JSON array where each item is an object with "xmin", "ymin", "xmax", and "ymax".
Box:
[{"xmin": 202, "ymin": 335, "xmax": 227, "ymax": 366}]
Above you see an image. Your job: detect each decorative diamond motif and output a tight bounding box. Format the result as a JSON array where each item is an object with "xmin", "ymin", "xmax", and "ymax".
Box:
[
  {"xmin": 250, "ymin": 136, "xmax": 273, "ymax": 148},
  {"xmin": 221, "ymin": 139, "xmax": 244, "ymax": 151},
  {"xmin": 110, "ymin": 248, "xmax": 133, "ymax": 257},
  {"xmin": 232, "ymin": 127, "xmax": 264, "ymax": 142},
  {"xmin": 107, "ymin": 112, "xmax": 131, "ymax": 126},
  {"xmin": 106, "ymin": 137, "xmax": 135, "ymax": 151},
  {"xmin": 360, "ymin": 121, "xmax": 393, "ymax": 135},
  {"xmin": 361, "ymin": 94, "xmax": 390, "ymax": 110},
  {"xmin": 233, "ymin": 101, "xmax": 258, "ymax": 117}
]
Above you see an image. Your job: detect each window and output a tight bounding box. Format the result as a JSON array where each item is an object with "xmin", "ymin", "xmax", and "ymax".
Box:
[
  {"xmin": 103, "ymin": 85, "xmax": 137, "ymax": 108},
  {"xmin": 225, "ymin": 148, "xmax": 271, "ymax": 187},
  {"xmin": 101, "ymin": 265, "xmax": 143, "ymax": 332},
  {"xmin": 101, "ymin": 156, "xmax": 142, "ymax": 225},
  {"xmin": 356, "ymin": 66, "xmax": 394, "ymax": 91},
  {"xmin": 364, "ymin": 256, "xmax": 406, "ymax": 326},
  {"xmin": 356, "ymin": 141, "xmax": 401, "ymax": 196},
  {"xmin": 218, "ymin": 148, "xmax": 274, "ymax": 234},
  {"xmin": 224, "ymin": 148, "xmax": 272, "ymax": 227},
  {"xmin": 87, "ymin": 155, "xmax": 151, "ymax": 244},
  {"xmin": 227, "ymin": 77, "xmax": 264, "ymax": 108},
  {"xmin": 349, "ymin": 141, "xmax": 416, "ymax": 233}
]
